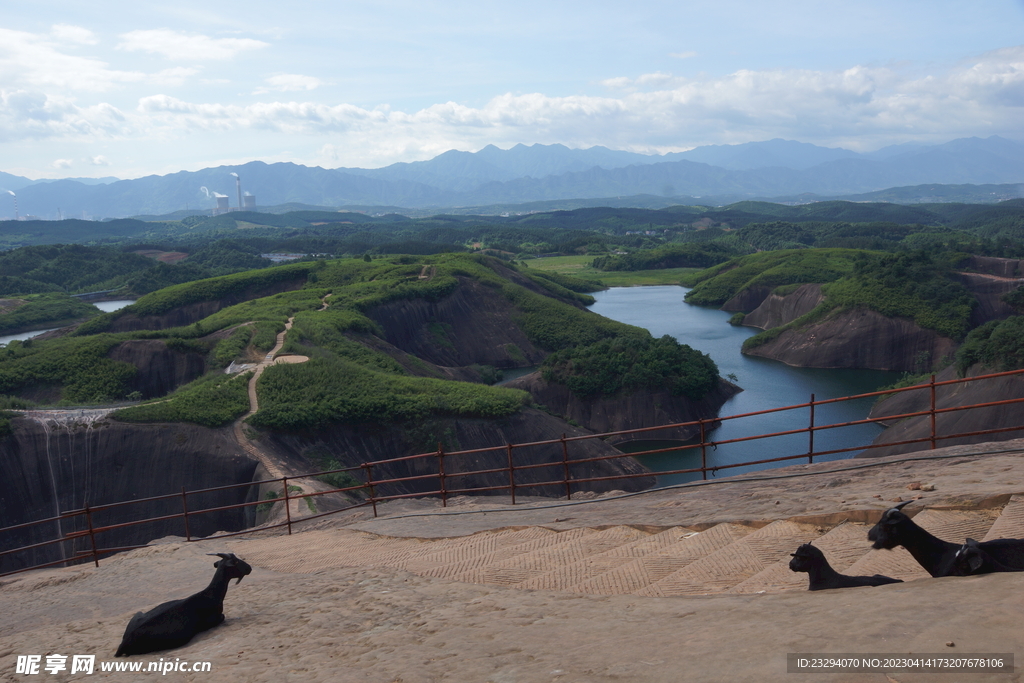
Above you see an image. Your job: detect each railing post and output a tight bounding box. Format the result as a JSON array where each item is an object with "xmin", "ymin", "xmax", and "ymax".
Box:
[
  {"xmin": 180, "ymin": 487, "xmax": 192, "ymax": 542},
  {"xmin": 808, "ymin": 393, "xmax": 815, "ymax": 464},
  {"xmin": 363, "ymin": 463, "xmax": 377, "ymax": 517},
  {"xmin": 282, "ymin": 475, "xmax": 292, "ymax": 535},
  {"xmin": 437, "ymin": 442, "xmax": 447, "ymax": 507},
  {"xmin": 930, "ymin": 374, "xmax": 937, "ymax": 450},
  {"xmin": 700, "ymin": 419, "xmax": 708, "ymax": 480},
  {"xmin": 83, "ymin": 505, "xmax": 99, "ymax": 568},
  {"xmin": 561, "ymin": 434, "xmax": 572, "ymax": 500},
  {"xmin": 506, "ymin": 443, "xmax": 516, "ymax": 505}
]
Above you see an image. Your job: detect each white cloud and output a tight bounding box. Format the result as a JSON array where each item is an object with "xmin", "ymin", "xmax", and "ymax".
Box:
[
  {"xmin": 151, "ymin": 67, "xmax": 201, "ymax": 87},
  {"xmin": 50, "ymin": 24, "xmax": 98, "ymax": 45},
  {"xmin": 52, "ymin": 158, "xmax": 73, "ymax": 169},
  {"xmin": 6, "ymin": 41, "xmax": 1023, "ymax": 171},
  {"xmin": 91, "ymin": 155, "xmax": 111, "ymax": 166},
  {"xmin": 254, "ymin": 74, "xmax": 324, "ymax": 94},
  {"xmin": 670, "ymin": 51, "xmax": 697, "ymax": 59},
  {"xmin": 117, "ymin": 29, "xmax": 269, "ymax": 61},
  {"xmin": 0, "ymin": 28, "xmax": 144, "ymax": 92},
  {"xmin": 0, "ymin": 90, "xmax": 130, "ymax": 142},
  {"xmin": 122, "ymin": 45, "xmax": 1024, "ymax": 167}
]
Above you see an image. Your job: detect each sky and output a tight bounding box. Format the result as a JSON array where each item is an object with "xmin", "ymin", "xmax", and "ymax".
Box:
[{"xmin": 2, "ymin": 0, "xmax": 1023, "ymax": 180}]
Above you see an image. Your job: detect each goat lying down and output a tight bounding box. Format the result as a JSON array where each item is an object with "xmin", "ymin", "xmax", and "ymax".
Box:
[
  {"xmin": 115, "ymin": 553, "xmax": 252, "ymax": 657},
  {"xmin": 789, "ymin": 544, "xmax": 902, "ymax": 590},
  {"xmin": 953, "ymin": 538, "xmax": 1024, "ymax": 576},
  {"xmin": 867, "ymin": 501, "xmax": 1024, "ymax": 577}
]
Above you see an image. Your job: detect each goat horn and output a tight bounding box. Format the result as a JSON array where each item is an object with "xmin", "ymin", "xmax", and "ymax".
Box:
[
  {"xmin": 207, "ymin": 553, "xmax": 234, "ymax": 559},
  {"xmin": 890, "ymin": 500, "xmax": 913, "ymax": 511}
]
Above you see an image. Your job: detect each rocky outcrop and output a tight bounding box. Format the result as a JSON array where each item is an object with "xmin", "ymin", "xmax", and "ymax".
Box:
[
  {"xmin": 0, "ymin": 416, "xmax": 257, "ymax": 574},
  {"xmin": 108, "ymin": 340, "xmax": 207, "ymax": 399},
  {"xmin": 858, "ymin": 364, "xmax": 1024, "ymax": 458},
  {"xmin": 963, "ymin": 256, "xmax": 1024, "ymax": 279},
  {"xmin": 952, "ymin": 272, "xmax": 1021, "ymax": 328},
  {"xmin": 722, "ymin": 286, "xmax": 773, "ymax": 313},
  {"xmin": 744, "ymin": 308, "xmax": 957, "ymax": 373},
  {"xmin": 742, "ymin": 284, "xmax": 825, "ymax": 330},
  {"xmin": 505, "ymin": 373, "xmax": 740, "ymax": 443},
  {"xmin": 262, "ymin": 407, "xmax": 656, "ymax": 497},
  {"xmin": 367, "ymin": 276, "xmax": 550, "ymax": 369}
]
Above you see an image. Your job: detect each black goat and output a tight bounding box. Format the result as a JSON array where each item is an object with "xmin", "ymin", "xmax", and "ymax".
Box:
[
  {"xmin": 866, "ymin": 501, "xmax": 963, "ymax": 577},
  {"xmin": 115, "ymin": 553, "xmax": 252, "ymax": 656},
  {"xmin": 952, "ymin": 538, "xmax": 1024, "ymax": 576},
  {"xmin": 789, "ymin": 543, "xmax": 902, "ymax": 590},
  {"xmin": 867, "ymin": 501, "xmax": 1024, "ymax": 577}
]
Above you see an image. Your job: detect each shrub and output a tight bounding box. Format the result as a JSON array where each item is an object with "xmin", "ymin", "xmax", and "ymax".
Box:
[
  {"xmin": 956, "ymin": 316, "xmax": 1024, "ymax": 375},
  {"xmin": 542, "ymin": 334, "xmax": 719, "ymax": 400},
  {"xmin": 247, "ymin": 357, "xmax": 529, "ymax": 431},
  {"xmin": 112, "ymin": 371, "xmax": 252, "ymax": 427}
]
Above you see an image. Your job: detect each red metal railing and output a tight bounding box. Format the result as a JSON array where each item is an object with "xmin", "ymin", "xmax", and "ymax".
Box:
[{"xmin": 3, "ymin": 368, "xmax": 1024, "ymax": 578}]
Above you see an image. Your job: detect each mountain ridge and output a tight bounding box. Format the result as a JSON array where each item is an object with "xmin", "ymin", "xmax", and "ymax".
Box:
[{"xmin": 2, "ymin": 136, "xmax": 1022, "ymax": 219}]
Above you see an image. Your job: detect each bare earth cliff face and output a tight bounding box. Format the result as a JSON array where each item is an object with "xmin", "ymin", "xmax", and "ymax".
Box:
[
  {"xmin": 860, "ymin": 363, "xmax": 1024, "ymax": 458},
  {"xmin": 744, "ymin": 307, "xmax": 957, "ymax": 372},
  {"xmin": 108, "ymin": 340, "xmax": 206, "ymax": 399},
  {"xmin": 505, "ymin": 373, "xmax": 740, "ymax": 443},
  {"xmin": 0, "ymin": 417, "xmax": 257, "ymax": 573},
  {"xmin": 262, "ymin": 407, "xmax": 656, "ymax": 499},
  {"xmin": 366, "ymin": 276, "xmax": 549, "ymax": 371},
  {"xmin": 740, "ymin": 284, "xmax": 824, "ymax": 331},
  {"xmin": 735, "ymin": 256, "xmax": 1024, "ymax": 372}
]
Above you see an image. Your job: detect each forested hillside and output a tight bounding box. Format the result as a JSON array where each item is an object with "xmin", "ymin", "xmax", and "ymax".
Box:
[{"xmin": 0, "ymin": 255, "xmax": 721, "ymax": 437}]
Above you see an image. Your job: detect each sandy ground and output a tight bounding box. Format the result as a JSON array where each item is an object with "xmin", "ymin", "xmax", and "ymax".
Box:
[{"xmin": 4, "ymin": 440, "xmax": 1024, "ymax": 682}]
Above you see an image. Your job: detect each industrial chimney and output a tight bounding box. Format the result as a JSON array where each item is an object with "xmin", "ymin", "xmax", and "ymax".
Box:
[{"xmin": 235, "ymin": 174, "xmax": 242, "ymax": 211}]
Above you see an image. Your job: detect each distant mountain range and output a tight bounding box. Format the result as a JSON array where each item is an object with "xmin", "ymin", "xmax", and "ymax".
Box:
[{"xmin": 1, "ymin": 136, "xmax": 1023, "ymax": 220}]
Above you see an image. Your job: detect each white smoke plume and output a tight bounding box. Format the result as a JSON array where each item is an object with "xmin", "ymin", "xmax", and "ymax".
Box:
[{"xmin": 199, "ymin": 186, "xmax": 228, "ymax": 199}]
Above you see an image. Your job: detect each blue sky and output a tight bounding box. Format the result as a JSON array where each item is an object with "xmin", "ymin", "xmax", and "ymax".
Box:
[{"xmin": 2, "ymin": 0, "xmax": 1023, "ymax": 179}]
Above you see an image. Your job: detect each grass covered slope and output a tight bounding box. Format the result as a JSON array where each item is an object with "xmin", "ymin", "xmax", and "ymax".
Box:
[
  {"xmin": 680, "ymin": 248, "xmax": 861, "ymax": 307},
  {"xmin": 681, "ymin": 249, "xmax": 976, "ymax": 346},
  {"xmin": 0, "ymin": 253, "xmax": 722, "ymax": 433},
  {"xmin": 0, "ymin": 292, "xmax": 101, "ymax": 335}
]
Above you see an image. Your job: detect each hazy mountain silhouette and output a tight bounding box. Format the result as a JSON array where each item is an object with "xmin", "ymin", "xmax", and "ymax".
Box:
[{"xmin": 3, "ymin": 136, "xmax": 1022, "ymax": 219}]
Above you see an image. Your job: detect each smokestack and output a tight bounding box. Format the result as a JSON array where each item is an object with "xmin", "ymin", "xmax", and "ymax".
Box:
[
  {"xmin": 232, "ymin": 172, "xmax": 242, "ymax": 211},
  {"xmin": 6, "ymin": 191, "xmax": 16, "ymax": 221}
]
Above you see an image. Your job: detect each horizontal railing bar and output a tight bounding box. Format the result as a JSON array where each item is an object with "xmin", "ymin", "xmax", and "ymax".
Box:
[{"xmin": 0, "ymin": 535, "xmax": 74, "ymax": 557}]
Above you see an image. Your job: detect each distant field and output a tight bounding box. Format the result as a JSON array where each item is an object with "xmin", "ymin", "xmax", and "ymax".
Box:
[{"xmin": 523, "ymin": 255, "xmax": 698, "ymax": 287}]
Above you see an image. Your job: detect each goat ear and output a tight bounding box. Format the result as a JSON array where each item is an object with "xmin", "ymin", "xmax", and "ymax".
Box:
[{"xmin": 969, "ymin": 554, "xmax": 985, "ymax": 572}]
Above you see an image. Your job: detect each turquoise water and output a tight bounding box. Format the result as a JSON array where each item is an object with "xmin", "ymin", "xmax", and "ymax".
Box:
[{"xmin": 589, "ymin": 286, "xmax": 902, "ymax": 484}]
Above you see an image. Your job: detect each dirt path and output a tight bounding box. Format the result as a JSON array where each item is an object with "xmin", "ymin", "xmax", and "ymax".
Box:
[
  {"xmin": 229, "ymin": 317, "xmax": 314, "ymax": 521},
  {"xmin": 957, "ymin": 270, "xmax": 1024, "ymax": 282}
]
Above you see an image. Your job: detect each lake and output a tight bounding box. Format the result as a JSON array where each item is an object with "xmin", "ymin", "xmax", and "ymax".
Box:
[
  {"xmin": 0, "ymin": 300, "xmax": 136, "ymax": 347},
  {"xmin": 588, "ymin": 286, "xmax": 902, "ymax": 484}
]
